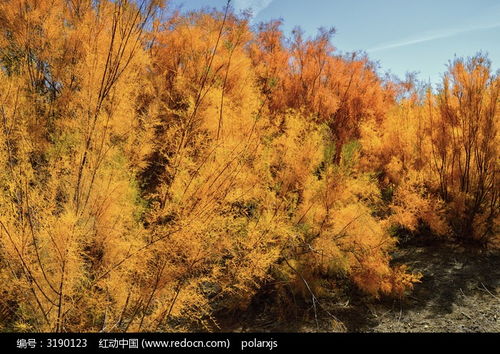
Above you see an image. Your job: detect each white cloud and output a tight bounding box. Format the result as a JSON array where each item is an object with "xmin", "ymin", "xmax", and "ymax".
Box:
[
  {"xmin": 367, "ymin": 22, "xmax": 500, "ymax": 53},
  {"xmin": 232, "ymin": 0, "xmax": 273, "ymax": 17}
]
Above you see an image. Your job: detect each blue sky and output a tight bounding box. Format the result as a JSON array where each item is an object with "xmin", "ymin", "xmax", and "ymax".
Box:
[{"xmin": 170, "ymin": 0, "xmax": 500, "ymax": 84}]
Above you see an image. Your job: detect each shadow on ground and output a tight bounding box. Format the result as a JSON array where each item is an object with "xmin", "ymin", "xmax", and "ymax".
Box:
[{"xmin": 218, "ymin": 241, "xmax": 500, "ymax": 332}]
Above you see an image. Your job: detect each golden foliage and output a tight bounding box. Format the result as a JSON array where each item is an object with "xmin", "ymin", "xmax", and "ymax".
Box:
[
  {"xmin": 4, "ymin": 1, "xmax": 496, "ymax": 334},
  {"xmin": 360, "ymin": 55, "xmax": 498, "ymax": 245}
]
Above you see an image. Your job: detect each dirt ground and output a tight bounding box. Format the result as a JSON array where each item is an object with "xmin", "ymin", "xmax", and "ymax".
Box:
[{"xmin": 222, "ymin": 241, "xmax": 500, "ymax": 333}]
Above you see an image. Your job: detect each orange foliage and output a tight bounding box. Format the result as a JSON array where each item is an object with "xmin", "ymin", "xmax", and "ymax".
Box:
[
  {"xmin": 360, "ymin": 54, "xmax": 499, "ymax": 245},
  {"xmin": 9, "ymin": 1, "xmax": 499, "ymax": 334}
]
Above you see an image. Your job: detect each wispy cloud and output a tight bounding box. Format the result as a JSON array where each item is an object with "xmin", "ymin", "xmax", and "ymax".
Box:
[
  {"xmin": 233, "ymin": 0, "xmax": 273, "ymax": 17},
  {"xmin": 367, "ymin": 22, "xmax": 500, "ymax": 53}
]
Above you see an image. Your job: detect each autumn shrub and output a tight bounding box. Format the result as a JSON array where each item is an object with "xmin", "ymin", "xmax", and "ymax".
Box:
[
  {"xmin": 0, "ymin": 1, "xmax": 424, "ymax": 333},
  {"xmin": 0, "ymin": 0, "xmax": 163, "ymax": 331},
  {"xmin": 267, "ymin": 114, "xmax": 421, "ymax": 299},
  {"xmin": 360, "ymin": 55, "xmax": 499, "ymax": 246}
]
